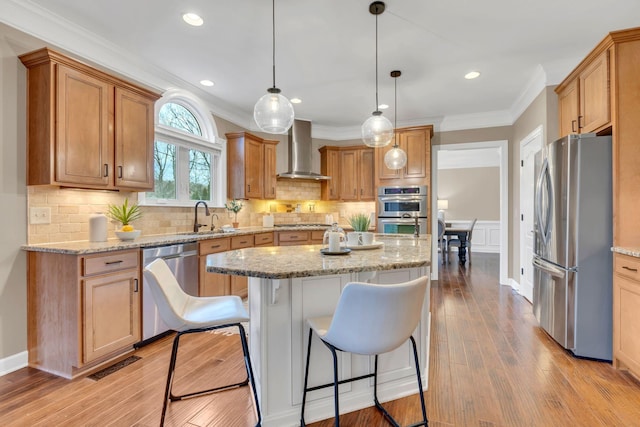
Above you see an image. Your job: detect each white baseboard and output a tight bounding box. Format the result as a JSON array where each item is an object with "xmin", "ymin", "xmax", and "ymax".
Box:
[
  {"xmin": 509, "ymin": 278, "xmax": 520, "ymax": 291},
  {"xmin": 0, "ymin": 351, "xmax": 28, "ymax": 377},
  {"xmin": 445, "ymin": 220, "xmax": 500, "ymax": 253}
]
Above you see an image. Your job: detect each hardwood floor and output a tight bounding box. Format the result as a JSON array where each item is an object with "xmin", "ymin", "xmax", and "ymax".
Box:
[{"xmin": 2, "ymin": 253, "xmax": 640, "ymax": 426}]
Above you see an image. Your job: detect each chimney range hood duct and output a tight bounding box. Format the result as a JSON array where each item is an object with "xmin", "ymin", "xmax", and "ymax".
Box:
[{"xmin": 277, "ymin": 119, "xmax": 331, "ymax": 180}]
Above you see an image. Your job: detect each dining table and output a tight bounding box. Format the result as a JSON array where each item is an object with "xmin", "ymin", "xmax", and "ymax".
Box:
[{"xmin": 444, "ymin": 223, "xmax": 472, "ymax": 264}]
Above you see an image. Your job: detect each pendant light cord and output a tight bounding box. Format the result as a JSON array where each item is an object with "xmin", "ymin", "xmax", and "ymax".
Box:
[
  {"xmin": 393, "ymin": 75, "xmax": 398, "ymax": 147},
  {"xmin": 272, "ymin": 0, "xmax": 276, "ymax": 89},
  {"xmin": 375, "ymin": 12, "xmax": 379, "ymax": 112}
]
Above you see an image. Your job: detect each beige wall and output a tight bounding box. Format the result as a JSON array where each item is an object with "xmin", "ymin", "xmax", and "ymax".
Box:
[
  {"xmin": 437, "ymin": 167, "xmax": 500, "ymax": 221},
  {"xmin": 0, "ymin": 34, "xmax": 28, "ymax": 361},
  {"xmin": 510, "ymin": 87, "xmax": 558, "ymax": 282}
]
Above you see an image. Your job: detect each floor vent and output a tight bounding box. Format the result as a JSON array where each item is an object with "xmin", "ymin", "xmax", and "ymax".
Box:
[{"xmin": 88, "ymin": 355, "xmax": 141, "ymax": 380}]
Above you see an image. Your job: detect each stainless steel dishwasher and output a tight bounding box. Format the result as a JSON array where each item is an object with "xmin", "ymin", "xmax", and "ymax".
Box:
[{"xmin": 139, "ymin": 242, "xmax": 198, "ymax": 345}]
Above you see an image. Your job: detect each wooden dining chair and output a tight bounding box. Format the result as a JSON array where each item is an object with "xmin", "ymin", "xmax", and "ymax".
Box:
[{"xmin": 447, "ymin": 218, "xmax": 477, "ymax": 263}]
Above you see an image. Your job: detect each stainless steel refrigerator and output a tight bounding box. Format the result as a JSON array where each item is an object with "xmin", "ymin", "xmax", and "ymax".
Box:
[{"xmin": 532, "ymin": 133, "xmax": 612, "ymax": 360}]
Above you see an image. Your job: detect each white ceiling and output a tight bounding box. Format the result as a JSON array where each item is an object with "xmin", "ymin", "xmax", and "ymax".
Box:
[{"xmin": 2, "ymin": 0, "xmax": 640, "ymax": 139}]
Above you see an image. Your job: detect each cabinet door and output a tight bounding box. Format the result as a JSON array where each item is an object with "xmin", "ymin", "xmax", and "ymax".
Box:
[
  {"xmin": 579, "ymin": 51, "xmax": 610, "ymax": 133},
  {"xmin": 376, "ymin": 137, "xmax": 402, "ymax": 180},
  {"xmin": 403, "ymin": 129, "xmax": 429, "ymax": 179},
  {"xmin": 114, "ymin": 87, "xmax": 155, "ymax": 191},
  {"xmin": 56, "ymin": 65, "xmax": 112, "ymax": 187},
  {"xmin": 614, "ymin": 274, "xmax": 640, "ymax": 374},
  {"xmin": 558, "ymin": 79, "xmax": 579, "ymax": 136},
  {"xmin": 323, "ymin": 149, "xmax": 341, "ymax": 200},
  {"xmin": 359, "ymin": 148, "xmax": 375, "ymax": 201},
  {"xmin": 199, "ymin": 256, "xmax": 230, "ymax": 296},
  {"xmin": 230, "ymin": 276, "xmax": 248, "ymax": 299},
  {"xmin": 83, "ymin": 269, "xmax": 140, "ymax": 363},
  {"xmin": 340, "ymin": 149, "xmax": 359, "ymax": 201},
  {"xmin": 245, "ymin": 137, "xmax": 264, "ymax": 198},
  {"xmin": 264, "ymin": 142, "xmax": 277, "ymax": 199}
]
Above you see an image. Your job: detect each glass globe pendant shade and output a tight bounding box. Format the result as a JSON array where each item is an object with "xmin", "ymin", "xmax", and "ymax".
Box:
[
  {"xmin": 384, "ymin": 146, "xmax": 407, "ymax": 170},
  {"xmin": 361, "ymin": 112, "xmax": 394, "ymax": 147},
  {"xmin": 253, "ymin": 88, "xmax": 295, "ymax": 134}
]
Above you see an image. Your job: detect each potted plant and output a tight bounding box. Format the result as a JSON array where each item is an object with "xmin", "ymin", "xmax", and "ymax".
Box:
[
  {"xmin": 225, "ymin": 199, "xmax": 243, "ymax": 228},
  {"xmin": 347, "ymin": 213, "xmax": 374, "ymax": 246},
  {"xmin": 107, "ymin": 198, "xmax": 143, "ymax": 240}
]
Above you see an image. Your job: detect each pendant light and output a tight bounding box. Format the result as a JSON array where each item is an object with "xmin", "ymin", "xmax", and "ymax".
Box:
[
  {"xmin": 253, "ymin": 0, "xmax": 294, "ymax": 134},
  {"xmin": 361, "ymin": 1, "xmax": 393, "ymax": 147},
  {"xmin": 384, "ymin": 70, "xmax": 407, "ymax": 170}
]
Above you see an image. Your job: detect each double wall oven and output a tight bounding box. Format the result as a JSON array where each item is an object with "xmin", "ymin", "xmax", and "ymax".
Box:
[{"xmin": 377, "ymin": 185, "xmax": 428, "ymax": 235}]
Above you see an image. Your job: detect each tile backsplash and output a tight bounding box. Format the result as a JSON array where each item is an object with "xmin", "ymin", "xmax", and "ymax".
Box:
[{"xmin": 27, "ymin": 182, "xmax": 375, "ymax": 244}]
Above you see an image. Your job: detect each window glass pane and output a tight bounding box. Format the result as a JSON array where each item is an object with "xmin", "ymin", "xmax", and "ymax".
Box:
[
  {"xmin": 189, "ymin": 149, "xmax": 211, "ymax": 200},
  {"xmin": 148, "ymin": 141, "xmax": 176, "ymax": 199},
  {"xmin": 158, "ymin": 103, "xmax": 202, "ymax": 136}
]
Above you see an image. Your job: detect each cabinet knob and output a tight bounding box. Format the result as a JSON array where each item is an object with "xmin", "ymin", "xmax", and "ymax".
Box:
[
  {"xmin": 103, "ymin": 164, "xmax": 109, "ymax": 177},
  {"xmin": 622, "ymin": 266, "xmax": 638, "ymax": 272},
  {"xmin": 571, "ymin": 120, "xmax": 577, "ymax": 133},
  {"xmin": 578, "ymin": 115, "xmax": 584, "ymax": 129},
  {"xmin": 118, "ymin": 165, "xmax": 123, "ymax": 179},
  {"xmin": 133, "ymin": 278, "xmax": 139, "ymax": 292}
]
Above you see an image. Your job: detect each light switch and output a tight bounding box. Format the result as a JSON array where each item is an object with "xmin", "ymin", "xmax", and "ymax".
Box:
[{"xmin": 30, "ymin": 207, "xmax": 51, "ymax": 224}]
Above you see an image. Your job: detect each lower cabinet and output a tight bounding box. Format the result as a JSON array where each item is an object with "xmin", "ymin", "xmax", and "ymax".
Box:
[
  {"xmin": 275, "ymin": 230, "xmax": 324, "ymax": 246},
  {"xmin": 199, "ymin": 232, "xmax": 275, "ymax": 298},
  {"xmin": 613, "ymin": 253, "xmax": 640, "ymax": 377},
  {"xmin": 27, "ymin": 249, "xmax": 141, "ymax": 379}
]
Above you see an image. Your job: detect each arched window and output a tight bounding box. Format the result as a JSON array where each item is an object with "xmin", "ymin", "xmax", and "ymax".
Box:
[{"xmin": 139, "ymin": 90, "xmax": 226, "ymax": 207}]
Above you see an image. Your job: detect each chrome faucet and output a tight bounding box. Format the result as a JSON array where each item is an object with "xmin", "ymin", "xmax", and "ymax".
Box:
[
  {"xmin": 402, "ymin": 212, "xmax": 420, "ymax": 238},
  {"xmin": 194, "ymin": 201, "xmax": 210, "ymax": 232},
  {"xmin": 210, "ymin": 213, "xmax": 219, "ymax": 231}
]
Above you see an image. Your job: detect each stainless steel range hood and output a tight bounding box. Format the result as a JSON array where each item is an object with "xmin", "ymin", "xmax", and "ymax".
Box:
[{"xmin": 277, "ymin": 119, "xmax": 331, "ymax": 180}]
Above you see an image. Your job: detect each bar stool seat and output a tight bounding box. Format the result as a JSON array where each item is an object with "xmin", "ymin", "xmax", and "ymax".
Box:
[
  {"xmin": 143, "ymin": 258, "xmax": 261, "ymax": 426},
  {"xmin": 300, "ymin": 276, "xmax": 429, "ymax": 427}
]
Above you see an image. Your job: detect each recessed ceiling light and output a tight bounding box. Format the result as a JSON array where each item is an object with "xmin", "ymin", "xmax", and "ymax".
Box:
[
  {"xmin": 378, "ymin": 104, "xmax": 389, "ymax": 110},
  {"xmin": 183, "ymin": 13, "xmax": 203, "ymax": 27},
  {"xmin": 290, "ymin": 98, "xmax": 302, "ymax": 104},
  {"xmin": 200, "ymin": 79, "xmax": 214, "ymax": 87},
  {"xmin": 465, "ymin": 71, "xmax": 481, "ymax": 80}
]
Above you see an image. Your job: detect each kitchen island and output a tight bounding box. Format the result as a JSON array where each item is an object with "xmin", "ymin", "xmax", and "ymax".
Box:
[{"xmin": 206, "ymin": 234, "xmax": 431, "ymax": 427}]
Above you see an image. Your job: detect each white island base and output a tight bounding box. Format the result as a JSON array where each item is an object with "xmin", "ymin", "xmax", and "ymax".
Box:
[{"xmin": 247, "ymin": 266, "xmax": 431, "ymax": 427}]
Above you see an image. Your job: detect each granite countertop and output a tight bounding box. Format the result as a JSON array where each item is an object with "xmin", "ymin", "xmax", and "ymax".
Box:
[
  {"xmin": 21, "ymin": 225, "xmax": 332, "ymax": 255},
  {"xmin": 612, "ymin": 247, "xmax": 640, "ymax": 258},
  {"xmin": 206, "ymin": 234, "xmax": 432, "ymax": 279}
]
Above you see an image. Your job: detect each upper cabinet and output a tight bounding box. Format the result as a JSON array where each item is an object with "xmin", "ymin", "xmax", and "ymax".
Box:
[
  {"xmin": 226, "ymin": 132, "xmax": 279, "ymax": 200},
  {"xmin": 19, "ymin": 48, "xmax": 160, "ymax": 191},
  {"xmin": 376, "ymin": 126, "xmax": 433, "ymax": 185},
  {"xmin": 319, "ymin": 146, "xmax": 340, "ymax": 201},
  {"xmin": 556, "ymin": 50, "xmax": 610, "ymax": 135},
  {"xmin": 319, "ymin": 145, "xmax": 374, "ymax": 202}
]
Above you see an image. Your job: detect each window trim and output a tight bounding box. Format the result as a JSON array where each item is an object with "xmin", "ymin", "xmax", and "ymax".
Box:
[{"xmin": 138, "ymin": 89, "xmax": 227, "ymax": 208}]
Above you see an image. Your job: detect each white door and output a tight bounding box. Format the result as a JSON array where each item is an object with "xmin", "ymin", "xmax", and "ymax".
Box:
[{"xmin": 519, "ymin": 126, "xmax": 543, "ymax": 302}]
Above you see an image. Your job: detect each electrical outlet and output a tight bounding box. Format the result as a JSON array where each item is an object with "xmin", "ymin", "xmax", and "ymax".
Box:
[{"xmin": 30, "ymin": 207, "xmax": 51, "ymax": 224}]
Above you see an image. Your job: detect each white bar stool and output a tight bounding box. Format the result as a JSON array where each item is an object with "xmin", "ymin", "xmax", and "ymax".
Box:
[
  {"xmin": 300, "ymin": 276, "xmax": 429, "ymax": 427},
  {"xmin": 143, "ymin": 258, "xmax": 261, "ymax": 426}
]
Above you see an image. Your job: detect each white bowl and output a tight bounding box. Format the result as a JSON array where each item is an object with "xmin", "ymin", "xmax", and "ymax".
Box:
[{"xmin": 115, "ymin": 230, "xmax": 141, "ymax": 240}]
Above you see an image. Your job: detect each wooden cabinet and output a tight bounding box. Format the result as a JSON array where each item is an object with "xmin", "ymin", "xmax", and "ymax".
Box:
[
  {"xmin": 226, "ymin": 132, "xmax": 279, "ymax": 200},
  {"xmin": 319, "ymin": 147, "xmax": 340, "ymax": 201},
  {"xmin": 264, "ymin": 141, "xmax": 278, "ymax": 199},
  {"xmin": 376, "ymin": 125, "xmax": 433, "ymax": 185},
  {"xmin": 199, "ymin": 233, "xmax": 274, "ymax": 298},
  {"xmin": 199, "ymin": 238, "xmax": 232, "ymax": 297},
  {"xmin": 340, "ymin": 147, "xmax": 375, "ymax": 201},
  {"xmin": 613, "ymin": 253, "xmax": 640, "ymax": 376},
  {"xmin": 556, "ymin": 50, "xmax": 610, "ymax": 135},
  {"xmin": 19, "ymin": 48, "xmax": 159, "ymax": 191},
  {"xmin": 27, "ymin": 249, "xmax": 141, "ymax": 379},
  {"xmin": 275, "ymin": 230, "xmax": 325, "ymax": 246}
]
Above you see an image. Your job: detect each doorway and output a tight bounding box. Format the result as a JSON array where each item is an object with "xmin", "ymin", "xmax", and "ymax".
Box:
[
  {"xmin": 518, "ymin": 126, "xmax": 543, "ymax": 302},
  {"xmin": 431, "ymin": 140, "xmax": 508, "ymax": 284}
]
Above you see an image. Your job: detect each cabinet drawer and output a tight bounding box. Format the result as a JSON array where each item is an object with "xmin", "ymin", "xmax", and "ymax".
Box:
[
  {"xmin": 277, "ymin": 231, "xmax": 309, "ymax": 243},
  {"xmin": 231, "ymin": 235, "xmax": 254, "ymax": 249},
  {"xmin": 614, "ymin": 254, "xmax": 640, "ymax": 281},
  {"xmin": 254, "ymin": 232, "xmax": 274, "ymax": 246},
  {"xmin": 311, "ymin": 230, "xmax": 325, "ymax": 243},
  {"xmin": 82, "ymin": 250, "xmax": 139, "ymax": 276},
  {"xmin": 199, "ymin": 238, "xmax": 231, "ymax": 256}
]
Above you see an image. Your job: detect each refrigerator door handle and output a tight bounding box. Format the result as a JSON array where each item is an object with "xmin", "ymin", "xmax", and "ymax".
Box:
[
  {"xmin": 532, "ymin": 256, "xmax": 566, "ymax": 279},
  {"xmin": 535, "ymin": 158, "xmax": 552, "ymax": 244}
]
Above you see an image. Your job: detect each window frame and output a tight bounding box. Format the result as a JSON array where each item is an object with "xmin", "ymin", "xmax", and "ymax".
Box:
[{"xmin": 138, "ymin": 90, "xmax": 227, "ymax": 208}]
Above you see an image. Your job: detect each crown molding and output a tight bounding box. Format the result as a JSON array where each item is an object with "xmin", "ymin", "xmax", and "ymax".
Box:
[{"xmin": 1, "ymin": 0, "xmax": 559, "ymax": 140}]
